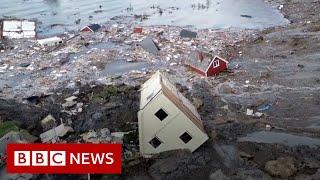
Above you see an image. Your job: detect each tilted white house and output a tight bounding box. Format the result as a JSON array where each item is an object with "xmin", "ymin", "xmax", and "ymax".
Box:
[{"xmin": 138, "ymin": 71, "xmax": 209, "ymax": 157}]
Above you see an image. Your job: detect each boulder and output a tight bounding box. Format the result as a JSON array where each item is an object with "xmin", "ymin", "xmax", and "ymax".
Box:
[
  {"xmin": 192, "ymin": 97, "xmax": 203, "ymax": 109},
  {"xmin": 265, "ymin": 157, "xmax": 297, "ymax": 178}
]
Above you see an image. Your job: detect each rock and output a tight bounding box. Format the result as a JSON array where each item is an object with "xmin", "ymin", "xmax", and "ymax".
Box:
[
  {"xmin": 92, "ymin": 112, "xmax": 103, "ymax": 120},
  {"xmin": 209, "ymin": 169, "xmax": 228, "ymax": 180},
  {"xmin": 62, "ymin": 101, "xmax": 77, "ymax": 108},
  {"xmin": 265, "ymin": 157, "xmax": 297, "ymax": 178},
  {"xmin": 240, "ymin": 15, "xmax": 252, "ymax": 18},
  {"xmin": 64, "ymin": 96, "xmax": 78, "ymax": 102},
  {"xmin": 192, "ymin": 97, "xmax": 203, "ymax": 109},
  {"xmin": 19, "ymin": 62, "xmax": 31, "ymax": 67},
  {"xmin": 41, "ymin": 114, "xmax": 57, "ymax": 131},
  {"xmin": 180, "ymin": 29, "xmax": 197, "ymax": 38}
]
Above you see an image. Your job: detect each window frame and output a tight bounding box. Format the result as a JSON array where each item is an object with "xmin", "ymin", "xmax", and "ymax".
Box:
[
  {"xmin": 212, "ymin": 59, "xmax": 220, "ymax": 68},
  {"xmin": 179, "ymin": 131, "xmax": 193, "ymax": 144},
  {"xmin": 154, "ymin": 108, "xmax": 169, "ymax": 121},
  {"xmin": 149, "ymin": 136, "xmax": 162, "ymax": 149}
]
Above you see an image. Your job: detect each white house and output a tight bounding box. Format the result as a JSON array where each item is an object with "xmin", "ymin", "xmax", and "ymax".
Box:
[
  {"xmin": 1, "ymin": 20, "xmax": 36, "ymax": 39},
  {"xmin": 138, "ymin": 71, "xmax": 208, "ymax": 157},
  {"xmin": 37, "ymin": 36, "xmax": 63, "ymax": 47}
]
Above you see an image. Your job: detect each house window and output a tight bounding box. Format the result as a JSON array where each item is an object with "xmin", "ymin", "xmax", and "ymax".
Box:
[
  {"xmin": 155, "ymin": 108, "xmax": 168, "ymax": 121},
  {"xmin": 149, "ymin": 136, "xmax": 162, "ymax": 148},
  {"xmin": 213, "ymin": 60, "xmax": 220, "ymax": 68},
  {"xmin": 179, "ymin": 132, "xmax": 192, "ymax": 144}
]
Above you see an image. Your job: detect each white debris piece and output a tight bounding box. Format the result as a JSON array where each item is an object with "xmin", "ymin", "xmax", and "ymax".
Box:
[
  {"xmin": 37, "ymin": 36, "xmax": 63, "ymax": 47},
  {"xmin": 246, "ymin": 109, "xmax": 254, "ymax": 116},
  {"xmin": 65, "ymin": 96, "xmax": 78, "ymax": 102},
  {"xmin": 40, "ymin": 124, "xmax": 73, "ymax": 143}
]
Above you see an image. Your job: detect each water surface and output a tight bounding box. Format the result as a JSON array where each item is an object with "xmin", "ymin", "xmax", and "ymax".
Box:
[{"xmin": 0, "ymin": 0, "xmax": 288, "ymax": 36}]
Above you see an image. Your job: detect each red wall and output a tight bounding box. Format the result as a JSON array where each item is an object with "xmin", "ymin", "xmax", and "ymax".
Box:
[
  {"xmin": 206, "ymin": 59, "xmax": 228, "ymax": 76},
  {"xmin": 81, "ymin": 27, "xmax": 92, "ymax": 32}
]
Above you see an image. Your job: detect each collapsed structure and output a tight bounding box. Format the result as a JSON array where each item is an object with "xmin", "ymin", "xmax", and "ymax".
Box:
[
  {"xmin": 37, "ymin": 36, "xmax": 63, "ymax": 47},
  {"xmin": 185, "ymin": 51, "xmax": 229, "ymax": 76},
  {"xmin": 138, "ymin": 71, "xmax": 208, "ymax": 157}
]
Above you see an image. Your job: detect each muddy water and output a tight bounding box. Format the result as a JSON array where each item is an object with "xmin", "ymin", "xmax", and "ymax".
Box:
[
  {"xmin": 0, "ymin": 0, "xmax": 287, "ymax": 36},
  {"xmin": 238, "ymin": 131, "xmax": 320, "ymax": 147}
]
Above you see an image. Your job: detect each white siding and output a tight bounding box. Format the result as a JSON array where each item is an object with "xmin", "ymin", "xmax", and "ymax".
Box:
[
  {"xmin": 139, "ymin": 72, "xmax": 162, "ymax": 109},
  {"xmin": 2, "ymin": 20, "xmax": 36, "ymax": 39},
  {"xmin": 139, "ymin": 91, "xmax": 208, "ymax": 156}
]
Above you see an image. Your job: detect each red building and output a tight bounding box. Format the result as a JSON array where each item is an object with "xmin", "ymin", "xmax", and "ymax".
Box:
[
  {"xmin": 185, "ymin": 51, "xmax": 229, "ymax": 77},
  {"xmin": 80, "ymin": 24, "xmax": 101, "ymax": 32}
]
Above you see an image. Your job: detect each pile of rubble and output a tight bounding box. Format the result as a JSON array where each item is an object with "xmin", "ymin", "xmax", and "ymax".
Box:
[{"xmin": 0, "ymin": 16, "xmax": 255, "ymax": 100}]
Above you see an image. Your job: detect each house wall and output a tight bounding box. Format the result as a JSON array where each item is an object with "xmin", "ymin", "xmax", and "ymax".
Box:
[
  {"xmin": 2, "ymin": 20, "xmax": 36, "ymax": 39},
  {"xmin": 81, "ymin": 27, "xmax": 93, "ymax": 32},
  {"xmin": 138, "ymin": 91, "xmax": 208, "ymax": 156},
  {"xmin": 206, "ymin": 59, "xmax": 228, "ymax": 76}
]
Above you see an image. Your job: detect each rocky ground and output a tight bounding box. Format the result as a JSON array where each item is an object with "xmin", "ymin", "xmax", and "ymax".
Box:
[{"xmin": 1, "ymin": 0, "xmax": 320, "ymax": 179}]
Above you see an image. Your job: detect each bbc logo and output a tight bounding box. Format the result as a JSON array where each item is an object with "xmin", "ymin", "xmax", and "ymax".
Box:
[
  {"xmin": 7, "ymin": 144, "xmax": 122, "ymax": 174},
  {"xmin": 14, "ymin": 151, "xmax": 66, "ymax": 166}
]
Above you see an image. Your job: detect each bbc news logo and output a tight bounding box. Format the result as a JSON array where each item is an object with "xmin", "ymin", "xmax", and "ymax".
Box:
[{"xmin": 7, "ymin": 144, "xmax": 122, "ymax": 174}]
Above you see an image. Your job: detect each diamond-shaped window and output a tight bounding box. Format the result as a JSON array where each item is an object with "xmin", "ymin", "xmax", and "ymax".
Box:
[
  {"xmin": 179, "ymin": 132, "xmax": 192, "ymax": 144},
  {"xmin": 149, "ymin": 137, "xmax": 162, "ymax": 148},
  {"xmin": 155, "ymin": 109, "xmax": 168, "ymax": 121}
]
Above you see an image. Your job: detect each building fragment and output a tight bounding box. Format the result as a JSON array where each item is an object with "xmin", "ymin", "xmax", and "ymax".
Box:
[
  {"xmin": 141, "ymin": 37, "xmax": 160, "ymax": 55},
  {"xmin": 1, "ymin": 20, "xmax": 36, "ymax": 39},
  {"xmin": 138, "ymin": 71, "xmax": 208, "ymax": 157},
  {"xmin": 37, "ymin": 36, "xmax": 63, "ymax": 47},
  {"xmin": 40, "ymin": 123, "xmax": 73, "ymax": 143},
  {"xmin": 185, "ymin": 51, "xmax": 229, "ymax": 76}
]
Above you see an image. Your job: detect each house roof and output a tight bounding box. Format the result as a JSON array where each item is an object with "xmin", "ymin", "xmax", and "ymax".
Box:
[
  {"xmin": 185, "ymin": 51, "xmax": 229, "ymax": 72},
  {"xmin": 185, "ymin": 51, "xmax": 214, "ymax": 71},
  {"xmin": 80, "ymin": 24, "xmax": 101, "ymax": 32},
  {"xmin": 37, "ymin": 36, "xmax": 62, "ymax": 45},
  {"xmin": 140, "ymin": 71, "xmax": 206, "ymax": 132},
  {"xmin": 88, "ymin": 24, "xmax": 101, "ymax": 31}
]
